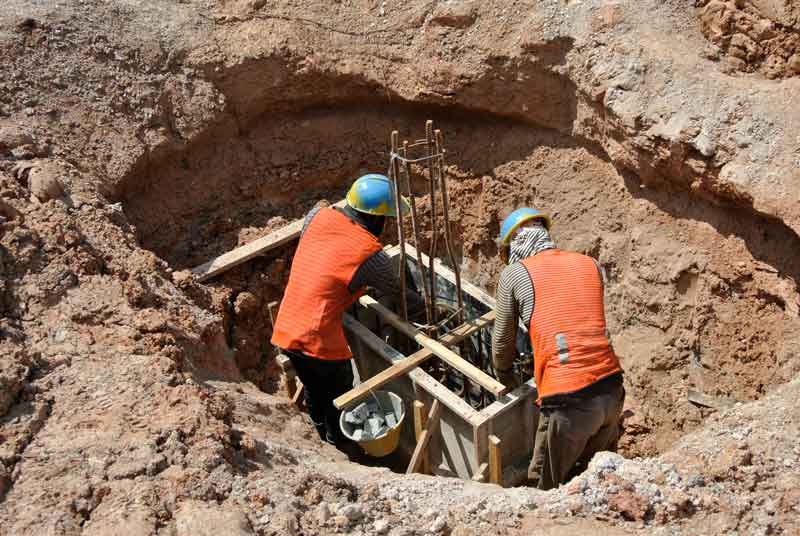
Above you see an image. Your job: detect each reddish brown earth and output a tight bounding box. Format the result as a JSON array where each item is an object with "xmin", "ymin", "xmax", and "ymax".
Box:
[{"xmin": 2, "ymin": 1, "xmax": 800, "ymax": 535}]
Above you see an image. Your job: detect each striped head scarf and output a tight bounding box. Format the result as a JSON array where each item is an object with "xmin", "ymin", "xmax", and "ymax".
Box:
[{"xmin": 508, "ymin": 222, "xmax": 555, "ymax": 264}]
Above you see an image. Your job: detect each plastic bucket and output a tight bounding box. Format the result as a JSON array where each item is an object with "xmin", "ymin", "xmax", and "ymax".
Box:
[{"xmin": 339, "ymin": 391, "xmax": 405, "ymax": 458}]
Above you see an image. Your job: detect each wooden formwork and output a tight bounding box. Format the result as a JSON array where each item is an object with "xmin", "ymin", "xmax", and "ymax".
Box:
[{"xmin": 344, "ymin": 244, "xmax": 539, "ymax": 486}]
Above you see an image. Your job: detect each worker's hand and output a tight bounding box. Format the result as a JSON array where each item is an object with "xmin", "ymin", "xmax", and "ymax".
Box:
[{"xmin": 496, "ymin": 368, "xmax": 520, "ymax": 390}]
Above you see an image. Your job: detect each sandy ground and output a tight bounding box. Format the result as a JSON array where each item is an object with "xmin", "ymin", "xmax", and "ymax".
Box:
[{"xmin": 2, "ymin": 1, "xmax": 800, "ymax": 534}]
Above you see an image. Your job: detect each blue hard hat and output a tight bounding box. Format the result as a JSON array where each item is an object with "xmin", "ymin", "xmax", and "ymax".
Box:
[
  {"xmin": 497, "ymin": 207, "xmax": 551, "ymax": 247},
  {"xmin": 346, "ymin": 174, "xmax": 410, "ymax": 217}
]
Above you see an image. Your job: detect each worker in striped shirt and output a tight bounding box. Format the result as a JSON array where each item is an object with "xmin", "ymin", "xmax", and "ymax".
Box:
[{"xmin": 491, "ymin": 208, "xmax": 625, "ymax": 490}]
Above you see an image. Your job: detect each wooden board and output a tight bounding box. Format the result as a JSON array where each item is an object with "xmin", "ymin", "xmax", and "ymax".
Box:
[
  {"xmin": 335, "ymin": 309, "xmax": 496, "ymax": 409},
  {"xmin": 413, "ymin": 400, "xmax": 430, "ymax": 474},
  {"xmin": 407, "ymin": 399, "xmax": 442, "ymax": 474},
  {"xmin": 358, "ymin": 295, "xmax": 507, "ymax": 397},
  {"xmin": 192, "ymin": 199, "xmax": 346, "ymax": 282},
  {"xmin": 489, "ymin": 434, "xmax": 502, "ymax": 486}
]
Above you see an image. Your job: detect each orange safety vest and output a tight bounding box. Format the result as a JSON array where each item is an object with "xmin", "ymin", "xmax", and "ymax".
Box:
[
  {"xmin": 271, "ymin": 207, "xmax": 382, "ymax": 360},
  {"xmin": 521, "ymin": 249, "xmax": 622, "ymax": 401}
]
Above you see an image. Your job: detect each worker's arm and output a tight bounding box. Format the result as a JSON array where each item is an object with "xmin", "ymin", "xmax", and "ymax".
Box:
[
  {"xmin": 348, "ymin": 250, "xmax": 426, "ymax": 318},
  {"xmin": 592, "ymin": 257, "xmax": 606, "ymax": 288},
  {"xmin": 300, "ymin": 205, "xmax": 324, "ymax": 236},
  {"xmin": 492, "ymin": 263, "xmax": 534, "ymax": 388}
]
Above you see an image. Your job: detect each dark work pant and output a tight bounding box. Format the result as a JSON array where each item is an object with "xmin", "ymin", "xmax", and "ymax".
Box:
[
  {"xmin": 528, "ymin": 375, "xmax": 625, "ymax": 490},
  {"xmin": 284, "ymin": 349, "xmax": 354, "ymax": 445}
]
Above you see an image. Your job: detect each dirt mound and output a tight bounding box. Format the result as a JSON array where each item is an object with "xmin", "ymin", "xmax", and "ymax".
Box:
[
  {"xmin": 697, "ymin": 0, "xmax": 800, "ymax": 78},
  {"xmin": 2, "ymin": 0, "xmax": 800, "ymax": 534}
]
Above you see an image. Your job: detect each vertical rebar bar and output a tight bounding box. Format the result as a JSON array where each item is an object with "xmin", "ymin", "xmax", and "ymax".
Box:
[
  {"xmin": 390, "ymin": 131, "xmax": 408, "ymax": 322},
  {"xmin": 434, "ymin": 129, "xmax": 464, "ymax": 324},
  {"xmin": 425, "ymin": 120, "xmax": 438, "ymax": 327},
  {"xmin": 402, "ymin": 139, "xmax": 433, "ymax": 327}
]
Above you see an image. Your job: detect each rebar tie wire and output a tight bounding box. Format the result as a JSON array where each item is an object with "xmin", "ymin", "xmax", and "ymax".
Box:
[{"xmin": 387, "ymin": 149, "xmax": 445, "ymax": 169}]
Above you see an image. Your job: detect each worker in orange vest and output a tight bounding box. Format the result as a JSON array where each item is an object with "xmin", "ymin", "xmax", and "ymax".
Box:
[
  {"xmin": 272, "ymin": 174, "xmax": 423, "ymax": 446},
  {"xmin": 491, "ymin": 208, "xmax": 625, "ymax": 490}
]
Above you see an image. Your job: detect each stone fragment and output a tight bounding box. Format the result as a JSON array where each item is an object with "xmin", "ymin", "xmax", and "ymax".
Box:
[
  {"xmin": 788, "ymin": 54, "xmax": 800, "ymax": 75},
  {"xmin": 20, "ymin": 160, "xmax": 65, "ymax": 202},
  {"xmin": 606, "ymin": 490, "xmax": 650, "ymax": 521},
  {"xmin": 175, "ymin": 501, "xmax": 254, "ymax": 535},
  {"xmin": 146, "ymin": 454, "xmax": 168, "ymax": 476},
  {"xmin": 317, "ymin": 501, "xmax": 331, "ymax": 524},
  {"xmin": 430, "ymin": 2, "xmax": 477, "ymax": 28},
  {"xmin": 373, "ymin": 519, "xmax": 389, "ymax": 534},
  {"xmin": 0, "ymin": 125, "xmax": 33, "ymax": 152},
  {"xmin": 385, "ymin": 412, "xmax": 397, "ymax": 428},
  {"xmin": 430, "ymin": 515, "xmax": 447, "ymax": 533},
  {"xmin": 365, "ymin": 416, "xmax": 385, "ymax": 437},
  {"xmin": 338, "ymin": 504, "xmax": 363, "ymax": 521},
  {"xmin": 346, "ymin": 402, "xmax": 369, "ymax": 424}
]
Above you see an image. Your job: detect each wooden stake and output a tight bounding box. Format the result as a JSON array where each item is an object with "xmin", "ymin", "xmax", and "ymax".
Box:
[
  {"xmin": 413, "ymin": 400, "xmax": 430, "ymax": 474},
  {"xmin": 276, "ymin": 353, "xmax": 298, "ymax": 400},
  {"xmin": 489, "ymin": 434, "xmax": 502, "ymax": 486},
  {"xmin": 291, "ymin": 381, "xmax": 305, "ymax": 408},
  {"xmin": 407, "ymin": 399, "xmax": 442, "ymax": 474}
]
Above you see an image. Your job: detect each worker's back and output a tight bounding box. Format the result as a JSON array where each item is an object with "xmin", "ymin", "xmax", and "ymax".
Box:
[
  {"xmin": 271, "ymin": 207, "xmax": 381, "ymax": 359},
  {"xmin": 520, "ymin": 249, "xmax": 621, "ymax": 400}
]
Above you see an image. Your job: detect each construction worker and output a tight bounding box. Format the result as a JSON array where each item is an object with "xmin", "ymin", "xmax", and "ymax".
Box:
[
  {"xmin": 271, "ymin": 174, "xmax": 423, "ymax": 446},
  {"xmin": 491, "ymin": 207, "xmax": 625, "ymax": 490}
]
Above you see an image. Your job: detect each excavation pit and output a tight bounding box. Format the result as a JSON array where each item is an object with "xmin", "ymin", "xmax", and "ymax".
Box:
[{"xmin": 339, "ymin": 244, "xmax": 538, "ymax": 486}]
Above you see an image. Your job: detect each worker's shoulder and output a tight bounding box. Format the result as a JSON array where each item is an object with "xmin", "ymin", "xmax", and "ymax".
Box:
[{"xmin": 498, "ymin": 261, "xmax": 530, "ymax": 286}]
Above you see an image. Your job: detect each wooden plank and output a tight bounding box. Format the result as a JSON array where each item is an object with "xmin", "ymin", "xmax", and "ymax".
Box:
[
  {"xmin": 335, "ymin": 310, "xmax": 496, "ymax": 409},
  {"xmin": 472, "ymin": 380, "xmax": 536, "ymax": 426},
  {"xmin": 407, "ymin": 400, "xmax": 442, "ymax": 474},
  {"xmin": 413, "ymin": 400, "xmax": 430, "ymax": 474},
  {"xmin": 489, "ymin": 434, "xmax": 502, "ymax": 486},
  {"xmin": 192, "ymin": 199, "xmax": 346, "ymax": 282},
  {"xmin": 343, "ymin": 312, "xmax": 480, "ymax": 420},
  {"xmin": 358, "ymin": 295, "xmax": 507, "ymax": 397}
]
